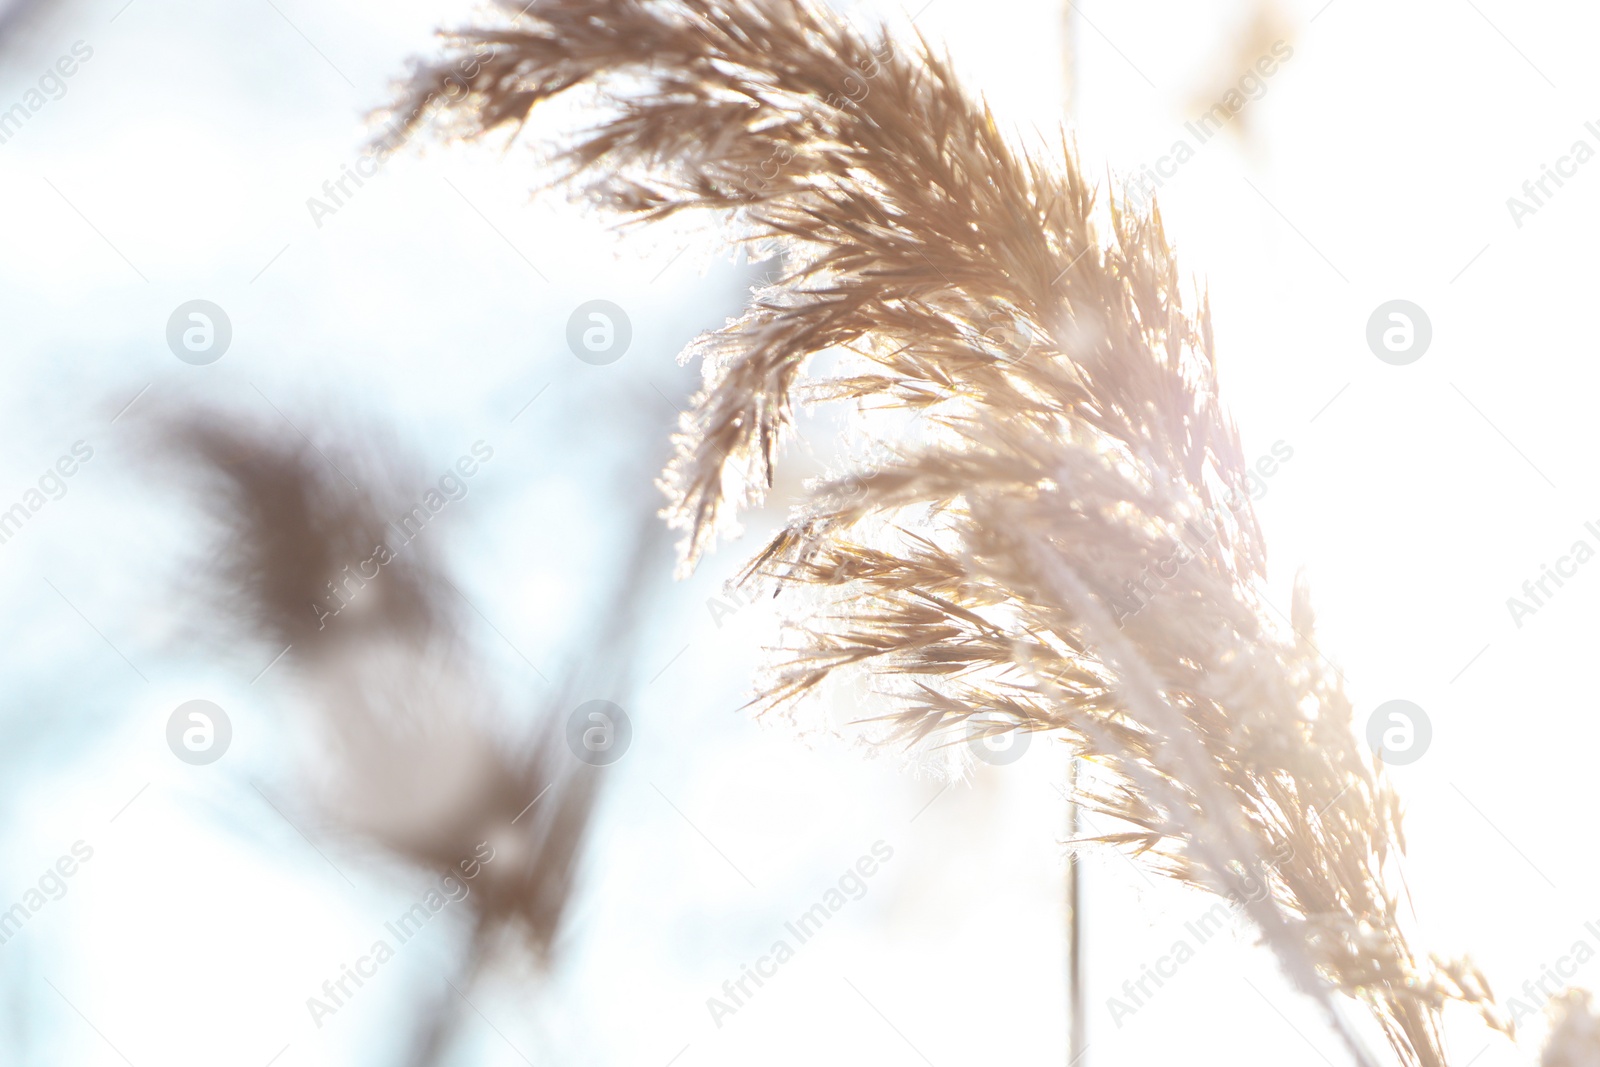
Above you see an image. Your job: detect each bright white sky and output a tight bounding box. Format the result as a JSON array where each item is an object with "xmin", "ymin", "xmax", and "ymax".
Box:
[{"xmin": 0, "ymin": 1, "xmax": 1592, "ymax": 1066}]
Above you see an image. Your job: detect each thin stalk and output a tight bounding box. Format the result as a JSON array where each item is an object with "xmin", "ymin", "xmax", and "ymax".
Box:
[
  {"xmin": 1066, "ymin": 753, "xmax": 1086, "ymax": 1066},
  {"xmin": 1059, "ymin": 12, "xmax": 1082, "ymax": 1061}
]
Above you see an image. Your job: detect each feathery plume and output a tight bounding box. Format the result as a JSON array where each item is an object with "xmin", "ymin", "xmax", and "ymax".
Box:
[{"xmin": 388, "ymin": 2, "xmax": 1507, "ymax": 1062}]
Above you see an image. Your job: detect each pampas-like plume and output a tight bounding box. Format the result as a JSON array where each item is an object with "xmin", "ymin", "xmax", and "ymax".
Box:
[{"xmin": 389, "ymin": 1, "xmax": 1506, "ymax": 1062}]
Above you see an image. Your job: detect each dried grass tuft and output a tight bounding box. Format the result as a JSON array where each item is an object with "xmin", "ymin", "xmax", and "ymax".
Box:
[{"xmin": 391, "ymin": 2, "xmax": 1508, "ymax": 1062}]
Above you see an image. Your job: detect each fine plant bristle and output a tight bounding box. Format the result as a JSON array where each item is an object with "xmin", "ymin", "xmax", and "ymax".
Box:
[{"xmin": 390, "ymin": 2, "xmax": 1507, "ymax": 1062}]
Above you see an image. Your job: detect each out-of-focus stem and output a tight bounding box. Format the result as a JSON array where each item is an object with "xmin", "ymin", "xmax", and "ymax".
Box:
[{"xmin": 1066, "ymin": 753, "xmax": 1086, "ymax": 1067}]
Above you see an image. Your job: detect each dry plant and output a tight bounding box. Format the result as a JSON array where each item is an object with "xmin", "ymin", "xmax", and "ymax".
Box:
[
  {"xmin": 158, "ymin": 414, "xmax": 614, "ymax": 1064},
  {"xmin": 1542, "ymin": 990, "xmax": 1600, "ymax": 1067},
  {"xmin": 388, "ymin": 1, "xmax": 1508, "ymax": 1062}
]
